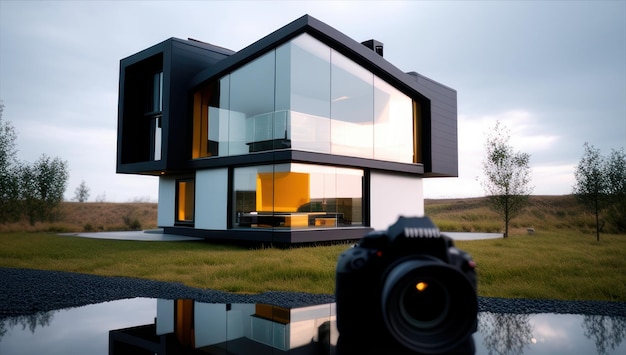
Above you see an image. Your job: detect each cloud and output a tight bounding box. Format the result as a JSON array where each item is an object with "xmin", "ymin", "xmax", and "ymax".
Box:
[{"xmin": 424, "ymin": 109, "xmax": 572, "ymax": 198}]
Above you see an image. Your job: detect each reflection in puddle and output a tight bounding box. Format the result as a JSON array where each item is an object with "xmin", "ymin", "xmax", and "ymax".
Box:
[
  {"xmin": 109, "ymin": 300, "xmax": 337, "ymax": 354},
  {"xmin": 474, "ymin": 312, "xmax": 626, "ymax": 355},
  {"xmin": 478, "ymin": 312, "xmax": 533, "ymax": 355},
  {"xmin": 0, "ymin": 298, "xmax": 156, "ymax": 355},
  {"xmin": 1, "ymin": 298, "xmax": 625, "ymax": 355}
]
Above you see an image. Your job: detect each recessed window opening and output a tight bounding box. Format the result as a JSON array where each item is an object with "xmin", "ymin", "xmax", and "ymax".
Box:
[
  {"xmin": 176, "ymin": 178, "xmax": 195, "ymax": 224},
  {"xmin": 147, "ymin": 71, "xmax": 163, "ymax": 161}
]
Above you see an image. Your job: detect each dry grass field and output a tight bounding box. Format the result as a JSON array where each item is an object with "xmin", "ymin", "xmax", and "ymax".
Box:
[
  {"xmin": 0, "ymin": 202, "xmax": 158, "ymax": 233},
  {"xmin": 425, "ymin": 195, "xmax": 595, "ymax": 234},
  {"xmin": 0, "ymin": 195, "xmax": 596, "ymax": 235}
]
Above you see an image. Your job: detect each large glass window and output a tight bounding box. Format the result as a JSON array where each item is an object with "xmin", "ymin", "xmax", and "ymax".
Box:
[
  {"xmin": 373, "ymin": 77, "xmax": 414, "ymax": 162},
  {"xmin": 192, "ymin": 33, "xmax": 419, "ymax": 164},
  {"xmin": 232, "ymin": 164, "xmax": 363, "ymax": 229},
  {"xmin": 330, "ymin": 51, "xmax": 374, "ymax": 159},
  {"xmin": 283, "ymin": 34, "xmax": 332, "ymax": 153},
  {"xmin": 230, "ymin": 51, "xmax": 279, "ymax": 154}
]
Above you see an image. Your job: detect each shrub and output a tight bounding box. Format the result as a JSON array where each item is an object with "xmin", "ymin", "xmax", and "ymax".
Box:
[{"xmin": 122, "ymin": 215, "xmax": 142, "ymax": 231}]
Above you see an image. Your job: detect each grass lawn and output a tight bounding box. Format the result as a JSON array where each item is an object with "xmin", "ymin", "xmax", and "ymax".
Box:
[
  {"xmin": 455, "ymin": 230, "xmax": 626, "ymax": 302},
  {"xmin": 1, "ymin": 230, "xmax": 624, "ymax": 302}
]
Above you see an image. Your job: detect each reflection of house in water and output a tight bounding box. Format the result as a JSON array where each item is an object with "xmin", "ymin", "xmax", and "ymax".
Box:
[{"xmin": 109, "ymin": 299, "xmax": 337, "ymax": 354}]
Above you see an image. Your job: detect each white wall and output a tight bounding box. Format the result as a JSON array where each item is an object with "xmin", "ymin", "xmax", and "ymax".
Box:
[
  {"xmin": 157, "ymin": 176, "xmax": 176, "ymax": 227},
  {"xmin": 195, "ymin": 168, "xmax": 228, "ymax": 230},
  {"xmin": 369, "ymin": 171, "xmax": 424, "ymax": 230}
]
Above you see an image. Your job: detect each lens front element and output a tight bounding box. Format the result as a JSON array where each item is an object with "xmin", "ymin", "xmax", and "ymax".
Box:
[
  {"xmin": 401, "ymin": 279, "xmax": 450, "ymax": 329},
  {"xmin": 382, "ymin": 259, "xmax": 477, "ymax": 354}
]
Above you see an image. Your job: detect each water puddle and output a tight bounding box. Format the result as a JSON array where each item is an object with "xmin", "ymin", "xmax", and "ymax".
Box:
[{"xmin": 1, "ymin": 298, "xmax": 624, "ymax": 354}]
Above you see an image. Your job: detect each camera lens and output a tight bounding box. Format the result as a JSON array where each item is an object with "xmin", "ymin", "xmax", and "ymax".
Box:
[
  {"xmin": 381, "ymin": 258, "xmax": 477, "ymax": 354},
  {"xmin": 400, "ymin": 279, "xmax": 450, "ymax": 329}
]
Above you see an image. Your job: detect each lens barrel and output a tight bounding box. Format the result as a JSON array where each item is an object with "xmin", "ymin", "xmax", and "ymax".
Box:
[{"xmin": 381, "ymin": 258, "xmax": 477, "ymax": 354}]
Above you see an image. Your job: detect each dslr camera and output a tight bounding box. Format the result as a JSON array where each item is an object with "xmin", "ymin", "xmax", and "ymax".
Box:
[{"xmin": 335, "ymin": 216, "xmax": 477, "ymax": 354}]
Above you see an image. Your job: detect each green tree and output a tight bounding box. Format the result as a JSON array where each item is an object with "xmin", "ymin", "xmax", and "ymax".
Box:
[
  {"xmin": 604, "ymin": 148, "xmax": 626, "ymax": 233},
  {"xmin": 481, "ymin": 121, "xmax": 533, "ymax": 238},
  {"xmin": 21, "ymin": 154, "xmax": 69, "ymax": 225},
  {"xmin": 73, "ymin": 180, "xmax": 90, "ymax": 203},
  {"xmin": 0, "ymin": 103, "xmax": 71, "ymax": 224},
  {"xmin": 0, "ymin": 101, "xmax": 22, "ymax": 222},
  {"xmin": 573, "ymin": 143, "xmax": 608, "ymax": 241}
]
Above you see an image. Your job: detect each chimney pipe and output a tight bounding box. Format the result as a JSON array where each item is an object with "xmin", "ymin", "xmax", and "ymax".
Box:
[{"xmin": 361, "ymin": 39, "xmax": 383, "ymax": 57}]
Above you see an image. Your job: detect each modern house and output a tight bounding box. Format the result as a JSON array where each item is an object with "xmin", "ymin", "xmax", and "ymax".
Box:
[{"xmin": 116, "ymin": 15, "xmax": 457, "ymax": 243}]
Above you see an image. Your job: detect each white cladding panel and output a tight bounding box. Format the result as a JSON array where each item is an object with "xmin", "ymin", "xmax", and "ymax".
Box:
[
  {"xmin": 194, "ymin": 303, "xmax": 227, "ymax": 347},
  {"xmin": 157, "ymin": 176, "xmax": 176, "ymax": 227},
  {"xmin": 195, "ymin": 168, "xmax": 228, "ymax": 230},
  {"xmin": 156, "ymin": 299, "xmax": 175, "ymax": 335},
  {"xmin": 369, "ymin": 171, "xmax": 424, "ymax": 230}
]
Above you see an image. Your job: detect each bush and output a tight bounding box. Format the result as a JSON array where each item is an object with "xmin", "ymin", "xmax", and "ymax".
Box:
[{"xmin": 122, "ymin": 215, "xmax": 142, "ymax": 231}]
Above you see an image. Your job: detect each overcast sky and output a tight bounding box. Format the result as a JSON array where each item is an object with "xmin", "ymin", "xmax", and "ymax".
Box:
[{"xmin": 1, "ymin": 1, "xmax": 624, "ymax": 202}]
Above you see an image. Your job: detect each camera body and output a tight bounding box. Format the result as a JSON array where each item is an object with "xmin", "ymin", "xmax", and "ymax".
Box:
[{"xmin": 336, "ymin": 216, "xmax": 477, "ymax": 354}]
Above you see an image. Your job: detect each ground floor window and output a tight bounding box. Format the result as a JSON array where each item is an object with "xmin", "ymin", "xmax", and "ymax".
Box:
[
  {"xmin": 176, "ymin": 178, "xmax": 195, "ymax": 224},
  {"xmin": 232, "ymin": 163, "xmax": 363, "ymax": 229}
]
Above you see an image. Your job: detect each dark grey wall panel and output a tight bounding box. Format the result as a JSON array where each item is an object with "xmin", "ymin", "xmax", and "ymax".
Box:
[
  {"xmin": 406, "ymin": 72, "xmax": 458, "ymax": 177},
  {"xmin": 166, "ymin": 40, "xmax": 232, "ymax": 170},
  {"xmin": 117, "ymin": 38, "xmax": 232, "ymax": 174}
]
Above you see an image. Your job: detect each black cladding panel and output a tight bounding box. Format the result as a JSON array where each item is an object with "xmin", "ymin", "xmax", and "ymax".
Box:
[
  {"xmin": 117, "ymin": 38, "xmax": 232, "ymax": 174},
  {"xmin": 406, "ymin": 72, "xmax": 458, "ymax": 177},
  {"xmin": 165, "ymin": 40, "xmax": 233, "ymax": 169}
]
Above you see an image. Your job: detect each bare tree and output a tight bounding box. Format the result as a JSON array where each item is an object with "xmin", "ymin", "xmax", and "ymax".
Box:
[
  {"xmin": 73, "ymin": 180, "xmax": 90, "ymax": 203},
  {"xmin": 481, "ymin": 121, "xmax": 533, "ymax": 238},
  {"xmin": 573, "ymin": 143, "xmax": 608, "ymax": 241}
]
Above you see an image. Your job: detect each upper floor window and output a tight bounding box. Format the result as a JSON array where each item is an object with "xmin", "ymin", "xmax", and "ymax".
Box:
[
  {"xmin": 120, "ymin": 54, "xmax": 164, "ymax": 164},
  {"xmin": 148, "ymin": 71, "xmax": 163, "ymax": 161},
  {"xmin": 192, "ymin": 33, "xmax": 421, "ymax": 164},
  {"xmin": 147, "ymin": 72, "xmax": 163, "ymax": 114}
]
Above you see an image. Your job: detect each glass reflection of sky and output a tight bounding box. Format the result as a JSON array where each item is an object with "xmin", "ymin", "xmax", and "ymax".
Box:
[{"xmin": 1, "ymin": 298, "xmax": 625, "ymax": 355}]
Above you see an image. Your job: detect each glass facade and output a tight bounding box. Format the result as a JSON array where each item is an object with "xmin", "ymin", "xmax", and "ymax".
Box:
[
  {"xmin": 233, "ymin": 164, "xmax": 363, "ymax": 229},
  {"xmin": 330, "ymin": 51, "xmax": 374, "ymax": 158},
  {"xmin": 373, "ymin": 77, "xmax": 414, "ymax": 162},
  {"xmin": 188, "ymin": 33, "xmax": 424, "ymax": 230},
  {"xmin": 192, "ymin": 33, "xmax": 418, "ymax": 164}
]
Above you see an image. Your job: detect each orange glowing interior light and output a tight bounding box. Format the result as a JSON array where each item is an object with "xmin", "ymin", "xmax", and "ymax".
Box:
[{"xmin": 416, "ymin": 282, "xmax": 428, "ymax": 292}]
